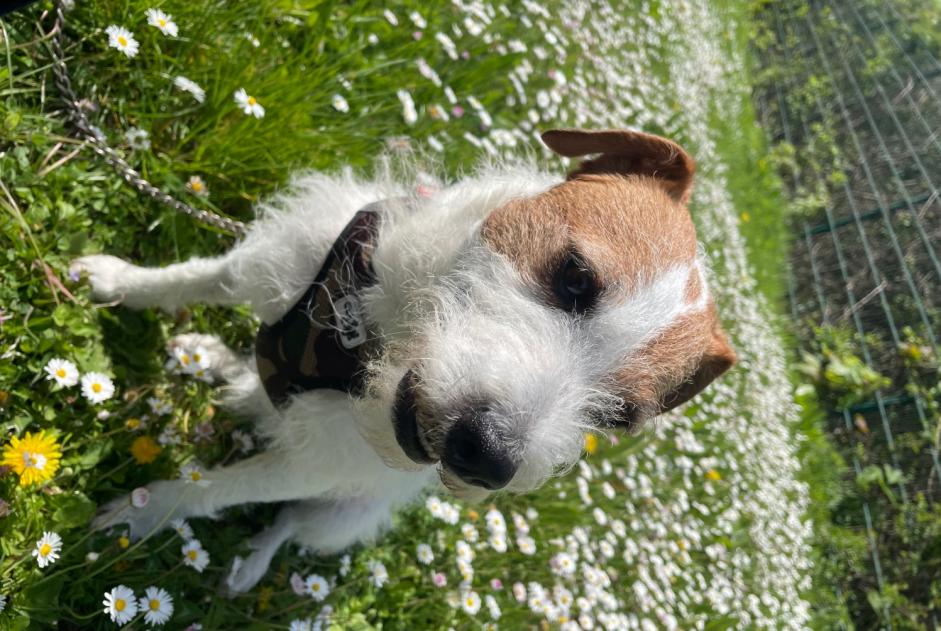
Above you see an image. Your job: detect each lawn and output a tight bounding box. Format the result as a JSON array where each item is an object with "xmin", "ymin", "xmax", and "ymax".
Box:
[{"xmin": 1, "ymin": 1, "xmax": 817, "ymax": 629}]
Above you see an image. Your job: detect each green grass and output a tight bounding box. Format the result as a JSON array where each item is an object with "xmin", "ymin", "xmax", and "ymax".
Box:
[{"xmin": 0, "ymin": 1, "xmax": 824, "ymax": 629}]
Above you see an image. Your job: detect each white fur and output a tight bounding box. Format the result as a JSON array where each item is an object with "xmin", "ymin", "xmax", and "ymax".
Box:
[{"xmin": 77, "ymin": 162, "xmax": 704, "ymax": 593}]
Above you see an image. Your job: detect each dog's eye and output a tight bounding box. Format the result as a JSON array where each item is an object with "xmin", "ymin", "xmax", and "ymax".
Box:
[{"xmin": 553, "ymin": 254, "xmax": 599, "ymax": 314}]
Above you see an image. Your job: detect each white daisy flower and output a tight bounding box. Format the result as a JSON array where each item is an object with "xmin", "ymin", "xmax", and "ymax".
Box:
[
  {"xmin": 139, "ymin": 586, "xmax": 174, "ymax": 626},
  {"xmin": 105, "ymin": 25, "xmax": 139, "ymax": 58},
  {"xmin": 367, "ymin": 559, "xmax": 388, "ymax": 588},
  {"xmin": 234, "ymin": 88, "xmax": 265, "ymax": 118},
  {"xmin": 81, "ymin": 372, "xmax": 115, "ymax": 404},
  {"xmin": 517, "ymin": 536, "xmax": 537, "ymax": 555},
  {"xmin": 181, "ymin": 540, "xmax": 209, "ymax": 572},
  {"xmin": 0, "ymin": 593, "xmax": 6, "ymax": 612},
  {"xmin": 288, "ymin": 620, "xmax": 312, "ymax": 631},
  {"xmin": 44, "ymin": 358, "xmax": 79, "ymax": 387},
  {"xmin": 124, "ymin": 127, "xmax": 151, "ymax": 151},
  {"xmin": 304, "ymin": 574, "xmax": 330, "ymax": 601},
  {"xmin": 396, "ymin": 89, "xmax": 417, "ymax": 125},
  {"xmin": 32, "ymin": 531, "xmax": 62, "ymax": 568},
  {"xmin": 331, "ymin": 94, "xmax": 350, "ymax": 113},
  {"xmin": 489, "ymin": 533, "xmax": 508, "ymax": 553},
  {"xmin": 382, "ymin": 9, "xmax": 398, "ymax": 25},
  {"xmin": 485, "ymin": 594, "xmax": 501, "ymax": 620},
  {"xmin": 145, "ymin": 9, "xmax": 178, "ymax": 37},
  {"xmin": 103, "ymin": 585, "xmax": 138, "ymax": 625},
  {"xmin": 170, "ymin": 519, "xmax": 194, "ymax": 540},
  {"xmin": 157, "ymin": 425, "xmax": 180, "ymax": 446},
  {"xmin": 551, "ymin": 552, "xmax": 576, "ymax": 577},
  {"xmin": 173, "ymin": 76, "xmax": 205, "ymax": 103},
  {"xmin": 147, "ymin": 396, "xmax": 172, "ymax": 416},
  {"xmin": 180, "ymin": 462, "xmax": 210, "ymax": 487},
  {"xmin": 339, "ymin": 553, "xmax": 351, "ymax": 577},
  {"xmin": 232, "ymin": 430, "xmax": 254, "ymax": 453},
  {"xmin": 185, "ymin": 175, "xmax": 209, "ymax": 197},
  {"xmin": 461, "ymin": 590, "xmax": 481, "ymax": 615},
  {"xmin": 416, "ymin": 543, "xmax": 434, "ymax": 565},
  {"xmin": 409, "ymin": 10, "xmax": 426, "ymax": 28}
]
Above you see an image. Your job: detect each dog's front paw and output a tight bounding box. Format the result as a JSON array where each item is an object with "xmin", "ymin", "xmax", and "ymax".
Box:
[
  {"xmin": 222, "ymin": 553, "xmax": 271, "ymax": 595},
  {"xmin": 71, "ymin": 254, "xmax": 139, "ymax": 306},
  {"xmin": 91, "ymin": 481, "xmax": 184, "ymax": 541}
]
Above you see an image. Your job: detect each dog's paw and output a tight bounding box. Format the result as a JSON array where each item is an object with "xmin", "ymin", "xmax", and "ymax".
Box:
[
  {"xmin": 222, "ymin": 552, "xmax": 272, "ymax": 595},
  {"xmin": 71, "ymin": 255, "xmax": 139, "ymax": 306},
  {"xmin": 91, "ymin": 481, "xmax": 184, "ymax": 541}
]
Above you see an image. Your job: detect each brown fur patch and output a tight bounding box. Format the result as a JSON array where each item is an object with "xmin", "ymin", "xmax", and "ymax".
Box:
[{"xmin": 481, "ymin": 174, "xmax": 698, "ymax": 299}]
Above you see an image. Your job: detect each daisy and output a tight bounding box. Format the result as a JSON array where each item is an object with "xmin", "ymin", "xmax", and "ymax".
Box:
[
  {"xmin": 432, "ymin": 572, "xmax": 447, "ymax": 587},
  {"xmin": 0, "ymin": 594, "xmax": 6, "ymax": 612},
  {"xmin": 290, "ymin": 572, "xmax": 307, "ymax": 596},
  {"xmin": 288, "ymin": 620, "xmax": 312, "ymax": 631},
  {"xmin": 180, "ymin": 462, "xmax": 210, "ymax": 487},
  {"xmin": 81, "ymin": 372, "xmax": 115, "ymax": 404},
  {"xmin": 124, "ymin": 127, "xmax": 150, "ymax": 151},
  {"xmin": 234, "ymin": 89, "xmax": 265, "ymax": 118},
  {"xmin": 339, "ymin": 553, "xmax": 351, "ymax": 577},
  {"xmin": 331, "ymin": 94, "xmax": 349, "ymax": 113},
  {"xmin": 173, "ymin": 76, "xmax": 205, "ymax": 103},
  {"xmin": 32, "ymin": 531, "xmax": 62, "ymax": 568},
  {"xmin": 147, "ymin": 396, "xmax": 173, "ymax": 416},
  {"xmin": 157, "ymin": 426, "xmax": 180, "ymax": 446},
  {"xmin": 485, "ymin": 594, "xmax": 501, "ymax": 619},
  {"xmin": 396, "ymin": 89, "xmax": 417, "ymax": 125},
  {"xmin": 103, "ymin": 585, "xmax": 138, "ymax": 625},
  {"xmin": 461, "ymin": 590, "xmax": 481, "ymax": 615},
  {"xmin": 44, "ymin": 358, "xmax": 79, "ymax": 387},
  {"xmin": 416, "ymin": 543, "xmax": 434, "ymax": 565},
  {"xmin": 145, "ymin": 9, "xmax": 178, "ymax": 37},
  {"xmin": 105, "ymin": 25, "xmax": 139, "ymax": 58},
  {"xmin": 304, "ymin": 574, "xmax": 330, "ymax": 601},
  {"xmin": 2, "ymin": 430, "xmax": 62, "ymax": 486},
  {"xmin": 517, "ymin": 536, "xmax": 537, "ymax": 555},
  {"xmin": 182, "ymin": 540, "xmax": 209, "ymax": 572},
  {"xmin": 367, "ymin": 560, "xmax": 388, "ymax": 588},
  {"xmin": 170, "ymin": 519, "xmax": 194, "ymax": 540},
  {"xmin": 186, "ymin": 175, "xmax": 209, "ymax": 197},
  {"xmin": 139, "ymin": 586, "xmax": 173, "ymax": 626},
  {"xmin": 232, "ymin": 430, "xmax": 254, "ymax": 453}
]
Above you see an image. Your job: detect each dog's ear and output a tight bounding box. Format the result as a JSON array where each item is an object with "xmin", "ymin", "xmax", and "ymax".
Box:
[
  {"xmin": 541, "ymin": 128, "xmax": 696, "ymax": 204},
  {"xmin": 659, "ymin": 327, "xmax": 736, "ymax": 413}
]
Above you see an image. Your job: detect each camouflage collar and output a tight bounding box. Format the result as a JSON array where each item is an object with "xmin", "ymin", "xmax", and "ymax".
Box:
[{"xmin": 255, "ymin": 205, "xmax": 383, "ymax": 408}]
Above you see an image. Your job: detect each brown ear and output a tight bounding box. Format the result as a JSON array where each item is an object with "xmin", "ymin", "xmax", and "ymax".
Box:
[
  {"xmin": 541, "ymin": 128, "xmax": 696, "ymax": 204},
  {"xmin": 660, "ymin": 328, "xmax": 736, "ymax": 413}
]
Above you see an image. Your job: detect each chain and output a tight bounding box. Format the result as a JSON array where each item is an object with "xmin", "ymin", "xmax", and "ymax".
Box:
[{"xmin": 48, "ymin": 0, "xmax": 247, "ymax": 237}]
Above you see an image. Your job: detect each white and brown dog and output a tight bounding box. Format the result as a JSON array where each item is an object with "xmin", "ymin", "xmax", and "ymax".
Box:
[{"xmin": 77, "ymin": 128, "xmax": 735, "ymax": 593}]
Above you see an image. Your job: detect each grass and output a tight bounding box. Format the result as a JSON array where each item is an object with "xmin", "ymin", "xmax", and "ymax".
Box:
[{"xmin": 1, "ymin": 1, "xmax": 823, "ymax": 629}]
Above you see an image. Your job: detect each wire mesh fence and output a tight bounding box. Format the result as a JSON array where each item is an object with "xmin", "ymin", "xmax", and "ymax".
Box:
[{"xmin": 754, "ymin": 0, "xmax": 941, "ymax": 628}]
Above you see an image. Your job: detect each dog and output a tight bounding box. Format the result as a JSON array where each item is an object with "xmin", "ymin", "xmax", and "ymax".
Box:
[{"xmin": 76, "ymin": 128, "xmax": 735, "ymax": 593}]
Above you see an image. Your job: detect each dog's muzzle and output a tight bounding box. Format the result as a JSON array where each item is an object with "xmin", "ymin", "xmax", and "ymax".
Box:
[{"xmin": 392, "ymin": 369, "xmax": 518, "ymax": 490}]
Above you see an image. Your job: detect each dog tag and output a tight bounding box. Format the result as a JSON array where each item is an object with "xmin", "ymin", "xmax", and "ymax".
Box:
[{"xmin": 334, "ymin": 294, "xmax": 367, "ymax": 349}]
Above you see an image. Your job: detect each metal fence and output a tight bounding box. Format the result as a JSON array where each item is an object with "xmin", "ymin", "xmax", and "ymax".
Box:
[{"xmin": 754, "ymin": 1, "xmax": 941, "ymax": 628}]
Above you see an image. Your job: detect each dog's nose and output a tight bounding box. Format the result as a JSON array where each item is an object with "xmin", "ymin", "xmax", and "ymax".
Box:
[{"xmin": 443, "ymin": 410, "xmax": 518, "ymax": 490}]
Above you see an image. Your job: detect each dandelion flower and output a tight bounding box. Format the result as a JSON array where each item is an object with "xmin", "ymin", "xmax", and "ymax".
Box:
[
  {"xmin": 173, "ymin": 76, "xmax": 205, "ymax": 103},
  {"xmin": 130, "ymin": 436, "xmax": 161, "ymax": 464},
  {"xmin": 180, "ymin": 462, "xmax": 210, "ymax": 487},
  {"xmin": 139, "ymin": 586, "xmax": 174, "ymax": 626},
  {"xmin": 416, "ymin": 543, "xmax": 434, "ymax": 565},
  {"xmin": 146, "ymin": 9, "xmax": 178, "ymax": 37},
  {"xmin": 44, "ymin": 358, "xmax": 79, "ymax": 387},
  {"xmin": 105, "ymin": 25, "xmax": 139, "ymax": 58},
  {"xmin": 103, "ymin": 585, "xmax": 138, "ymax": 625},
  {"xmin": 2, "ymin": 431, "xmax": 62, "ymax": 486},
  {"xmin": 81, "ymin": 372, "xmax": 115, "ymax": 404},
  {"xmin": 32, "ymin": 531, "xmax": 63, "ymax": 568},
  {"xmin": 304, "ymin": 574, "xmax": 330, "ymax": 601},
  {"xmin": 185, "ymin": 175, "xmax": 208, "ymax": 197},
  {"xmin": 170, "ymin": 519, "xmax": 194, "ymax": 540},
  {"xmin": 461, "ymin": 590, "xmax": 481, "ymax": 615},
  {"xmin": 182, "ymin": 540, "xmax": 209, "ymax": 572},
  {"xmin": 584, "ymin": 433, "xmax": 599, "ymax": 454},
  {"xmin": 234, "ymin": 89, "xmax": 265, "ymax": 118}
]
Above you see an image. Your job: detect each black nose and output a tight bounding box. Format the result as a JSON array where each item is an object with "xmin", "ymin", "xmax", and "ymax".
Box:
[{"xmin": 443, "ymin": 410, "xmax": 518, "ymax": 490}]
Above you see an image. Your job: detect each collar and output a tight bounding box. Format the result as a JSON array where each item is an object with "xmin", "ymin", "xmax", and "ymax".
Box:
[{"xmin": 255, "ymin": 205, "xmax": 382, "ymax": 408}]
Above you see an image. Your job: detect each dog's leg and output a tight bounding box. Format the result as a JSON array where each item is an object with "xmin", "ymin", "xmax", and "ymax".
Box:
[
  {"xmin": 223, "ymin": 496, "xmax": 396, "ymax": 594},
  {"xmin": 92, "ymin": 450, "xmax": 339, "ymax": 540},
  {"xmin": 71, "ymin": 253, "xmax": 242, "ymax": 312}
]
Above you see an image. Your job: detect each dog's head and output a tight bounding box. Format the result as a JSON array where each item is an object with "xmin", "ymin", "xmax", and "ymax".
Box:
[{"xmin": 356, "ymin": 128, "xmax": 735, "ymax": 501}]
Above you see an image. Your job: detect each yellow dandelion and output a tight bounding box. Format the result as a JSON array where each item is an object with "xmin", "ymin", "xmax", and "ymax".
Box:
[
  {"xmin": 125, "ymin": 418, "xmax": 141, "ymax": 430},
  {"xmin": 584, "ymin": 433, "xmax": 599, "ymax": 455},
  {"xmin": 2, "ymin": 431, "xmax": 62, "ymax": 486},
  {"xmin": 130, "ymin": 436, "xmax": 161, "ymax": 464},
  {"xmin": 705, "ymin": 469, "xmax": 722, "ymax": 481},
  {"xmin": 118, "ymin": 535, "xmax": 130, "ymax": 549}
]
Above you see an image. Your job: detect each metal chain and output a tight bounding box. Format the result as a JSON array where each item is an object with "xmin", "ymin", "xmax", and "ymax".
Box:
[{"xmin": 48, "ymin": 0, "xmax": 247, "ymax": 236}]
